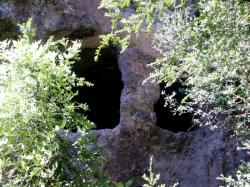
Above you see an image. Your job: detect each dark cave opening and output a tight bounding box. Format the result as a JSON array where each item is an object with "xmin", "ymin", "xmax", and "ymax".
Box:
[
  {"xmin": 155, "ymin": 83, "xmax": 195, "ymax": 133},
  {"xmin": 73, "ymin": 47, "xmax": 123, "ymax": 129}
]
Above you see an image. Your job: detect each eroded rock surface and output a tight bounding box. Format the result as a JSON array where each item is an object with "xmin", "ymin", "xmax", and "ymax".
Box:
[
  {"xmin": 0, "ymin": 1, "xmax": 249, "ymax": 186},
  {"xmin": 94, "ymin": 49, "xmax": 249, "ymax": 187},
  {"xmin": 96, "ymin": 125, "xmax": 249, "ymax": 187},
  {"xmin": 0, "ymin": 0, "xmax": 158, "ymax": 56},
  {"xmin": 0, "ymin": 0, "xmax": 110, "ymax": 46}
]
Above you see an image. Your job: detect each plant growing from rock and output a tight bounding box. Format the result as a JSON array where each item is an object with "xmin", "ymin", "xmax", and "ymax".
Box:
[
  {"xmin": 95, "ymin": 0, "xmax": 169, "ymax": 60},
  {"xmin": 151, "ymin": 0, "xmax": 250, "ymax": 133},
  {"xmin": 143, "ymin": 156, "xmax": 178, "ymax": 187},
  {"xmin": 218, "ymin": 161, "xmax": 250, "ymax": 187},
  {"xmin": 0, "ymin": 19, "xmax": 109, "ymax": 186},
  {"xmin": 99, "ymin": 0, "xmax": 250, "ymax": 185},
  {"xmin": 151, "ymin": 0, "xmax": 250, "ymax": 185}
]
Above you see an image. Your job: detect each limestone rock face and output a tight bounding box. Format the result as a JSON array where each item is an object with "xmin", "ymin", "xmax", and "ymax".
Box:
[{"xmin": 0, "ymin": 1, "xmax": 249, "ymax": 187}]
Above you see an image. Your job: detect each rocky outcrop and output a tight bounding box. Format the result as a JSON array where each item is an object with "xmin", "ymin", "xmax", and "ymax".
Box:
[
  {"xmin": 1, "ymin": 0, "xmax": 202, "ymax": 57},
  {"xmin": 96, "ymin": 125, "xmax": 248, "ymax": 186},
  {"xmin": 0, "ymin": 0, "xmax": 110, "ymax": 47},
  {"xmin": 0, "ymin": 1, "xmax": 249, "ymax": 187},
  {"xmin": 0, "ymin": 0, "xmax": 158, "ymax": 55},
  {"xmin": 94, "ymin": 48, "xmax": 249, "ymax": 186}
]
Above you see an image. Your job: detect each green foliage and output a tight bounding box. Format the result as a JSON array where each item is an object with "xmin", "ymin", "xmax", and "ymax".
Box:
[
  {"xmin": 99, "ymin": 0, "xmax": 250, "ymax": 134},
  {"xmin": 218, "ymin": 140, "xmax": 250, "ymax": 186},
  {"xmin": 96, "ymin": 0, "xmax": 171, "ymax": 60},
  {"xmin": 218, "ymin": 162, "xmax": 250, "ymax": 187},
  {"xmin": 99, "ymin": 0, "xmax": 250, "ymax": 185},
  {"xmin": 149, "ymin": 0, "xmax": 250, "ymax": 185},
  {"xmin": 0, "ymin": 20, "xmax": 109, "ymax": 186},
  {"xmin": 94, "ymin": 33, "xmax": 127, "ymax": 61},
  {"xmin": 151, "ymin": 0, "xmax": 250, "ymax": 136},
  {"xmin": 142, "ymin": 156, "xmax": 178, "ymax": 187},
  {"xmin": 114, "ymin": 180, "xmax": 133, "ymax": 187},
  {"xmin": 19, "ymin": 19, "xmax": 36, "ymax": 43}
]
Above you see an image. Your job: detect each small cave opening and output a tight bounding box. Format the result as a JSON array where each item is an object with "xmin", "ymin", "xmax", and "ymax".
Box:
[
  {"xmin": 155, "ymin": 82, "xmax": 195, "ymax": 133},
  {"xmin": 73, "ymin": 47, "xmax": 123, "ymax": 129}
]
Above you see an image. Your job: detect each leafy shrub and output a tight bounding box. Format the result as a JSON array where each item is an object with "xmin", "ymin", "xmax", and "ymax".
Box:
[
  {"xmin": 150, "ymin": 0, "xmax": 250, "ymax": 185},
  {"xmin": 0, "ymin": 20, "xmax": 109, "ymax": 186},
  {"xmin": 142, "ymin": 156, "xmax": 178, "ymax": 187},
  {"xmin": 95, "ymin": 0, "xmax": 168, "ymax": 60},
  {"xmin": 99, "ymin": 0, "xmax": 250, "ymax": 185},
  {"xmin": 99, "ymin": 0, "xmax": 250, "ymax": 136},
  {"xmin": 218, "ymin": 162, "xmax": 250, "ymax": 187},
  {"xmin": 151, "ymin": 0, "xmax": 250, "ymax": 138}
]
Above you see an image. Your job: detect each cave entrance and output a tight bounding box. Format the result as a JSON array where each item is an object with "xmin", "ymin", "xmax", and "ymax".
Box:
[
  {"xmin": 73, "ymin": 47, "xmax": 123, "ymax": 129},
  {"xmin": 155, "ymin": 83, "xmax": 195, "ymax": 132}
]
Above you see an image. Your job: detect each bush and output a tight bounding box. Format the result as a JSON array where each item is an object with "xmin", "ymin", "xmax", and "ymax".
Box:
[
  {"xmin": 0, "ymin": 20, "xmax": 109, "ymax": 186},
  {"xmin": 218, "ymin": 162, "xmax": 250, "ymax": 187},
  {"xmin": 142, "ymin": 156, "xmax": 178, "ymax": 187},
  {"xmin": 99, "ymin": 0, "xmax": 250, "ymax": 185},
  {"xmin": 150, "ymin": 0, "xmax": 250, "ymax": 185},
  {"xmin": 151, "ymin": 0, "xmax": 250, "ymax": 137},
  {"xmin": 95, "ymin": 0, "xmax": 168, "ymax": 60}
]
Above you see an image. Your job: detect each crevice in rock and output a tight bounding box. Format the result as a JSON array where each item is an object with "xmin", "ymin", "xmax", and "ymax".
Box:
[
  {"xmin": 73, "ymin": 47, "xmax": 123, "ymax": 129},
  {"xmin": 155, "ymin": 83, "xmax": 195, "ymax": 132}
]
